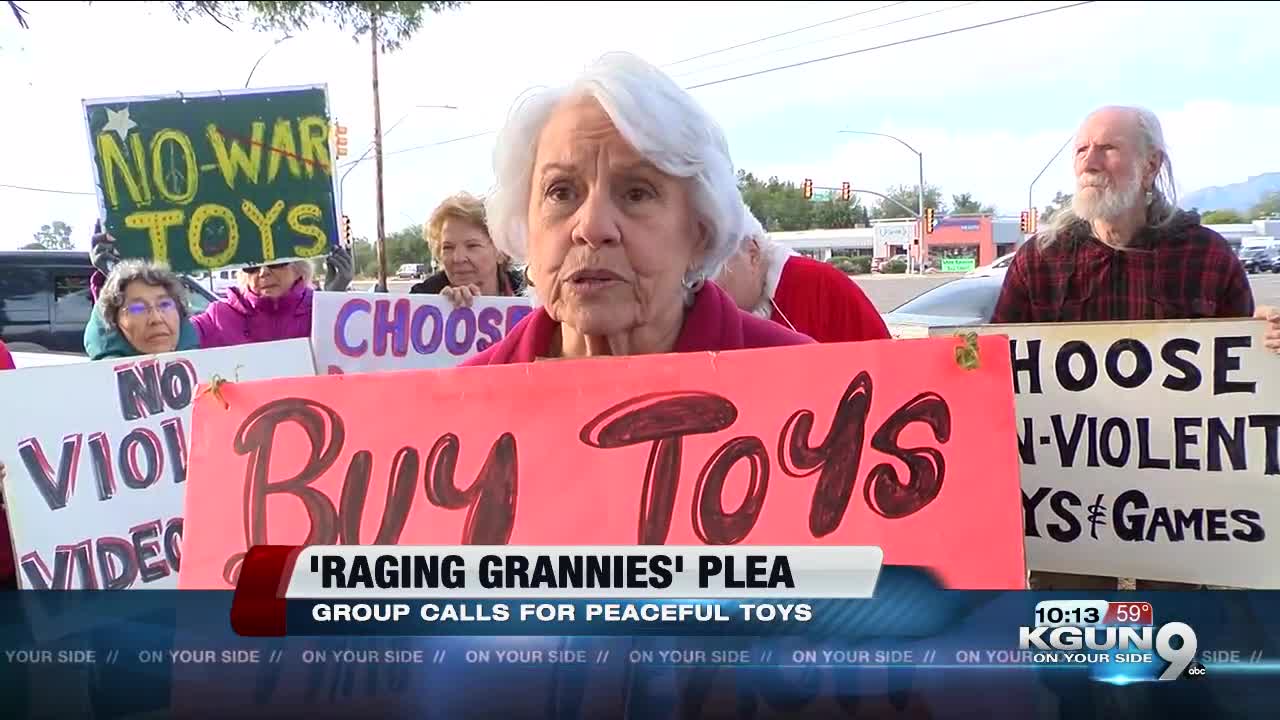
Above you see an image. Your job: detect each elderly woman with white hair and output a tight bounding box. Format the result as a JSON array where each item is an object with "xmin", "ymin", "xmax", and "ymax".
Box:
[
  {"xmin": 89, "ymin": 222, "xmax": 353, "ymax": 348},
  {"xmin": 715, "ymin": 208, "xmax": 889, "ymax": 344},
  {"xmin": 462, "ymin": 53, "xmax": 811, "ymax": 366}
]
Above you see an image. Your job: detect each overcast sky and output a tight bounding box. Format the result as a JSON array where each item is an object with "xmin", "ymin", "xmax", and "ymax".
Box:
[{"xmin": 2, "ymin": 0, "xmax": 1278, "ymax": 250}]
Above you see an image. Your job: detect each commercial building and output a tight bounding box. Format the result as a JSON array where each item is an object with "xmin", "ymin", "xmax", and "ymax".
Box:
[
  {"xmin": 770, "ymin": 216, "xmax": 1280, "ymax": 268},
  {"xmin": 771, "ymin": 214, "xmax": 1022, "ymax": 267}
]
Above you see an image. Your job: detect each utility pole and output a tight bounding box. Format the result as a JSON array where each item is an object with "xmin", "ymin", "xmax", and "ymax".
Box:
[
  {"xmin": 371, "ymin": 12, "xmax": 389, "ymax": 291},
  {"xmin": 915, "ymin": 152, "xmax": 924, "ymax": 274}
]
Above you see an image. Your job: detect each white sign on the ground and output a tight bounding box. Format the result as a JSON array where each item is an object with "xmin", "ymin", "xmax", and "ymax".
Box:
[
  {"xmin": 310, "ymin": 291, "xmax": 534, "ymax": 374},
  {"xmin": 933, "ymin": 319, "xmax": 1280, "ymax": 587},
  {"xmin": 0, "ymin": 338, "xmax": 316, "ymax": 590}
]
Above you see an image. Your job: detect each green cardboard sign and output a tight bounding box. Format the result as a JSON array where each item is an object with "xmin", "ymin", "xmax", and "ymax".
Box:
[{"xmin": 84, "ymin": 85, "xmax": 337, "ymax": 273}]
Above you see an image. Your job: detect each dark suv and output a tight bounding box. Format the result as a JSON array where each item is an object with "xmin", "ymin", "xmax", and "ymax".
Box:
[
  {"xmin": 1240, "ymin": 246, "xmax": 1277, "ymax": 274},
  {"xmin": 0, "ymin": 251, "xmax": 218, "ymax": 354}
]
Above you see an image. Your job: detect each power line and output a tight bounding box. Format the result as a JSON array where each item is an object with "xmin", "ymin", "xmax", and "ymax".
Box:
[
  {"xmin": 345, "ymin": 129, "xmax": 499, "ymax": 166},
  {"xmin": 6, "ymin": 2, "xmax": 1095, "ymax": 179},
  {"xmin": 672, "ymin": 0, "xmax": 983, "ymax": 81},
  {"xmin": 686, "ymin": 1, "xmax": 1096, "ymax": 90},
  {"xmin": 663, "ymin": 1, "xmax": 909, "ymax": 68},
  {"xmin": 0, "ymin": 182, "xmax": 94, "ymax": 196}
]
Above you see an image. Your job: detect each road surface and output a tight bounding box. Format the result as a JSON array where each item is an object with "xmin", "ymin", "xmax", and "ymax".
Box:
[{"xmin": 354, "ymin": 272, "xmax": 1280, "ymax": 314}]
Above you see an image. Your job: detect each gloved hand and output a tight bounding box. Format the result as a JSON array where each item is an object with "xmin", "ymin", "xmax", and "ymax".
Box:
[
  {"xmin": 89, "ymin": 220, "xmax": 121, "ymax": 275},
  {"xmin": 324, "ymin": 245, "xmax": 355, "ymax": 292}
]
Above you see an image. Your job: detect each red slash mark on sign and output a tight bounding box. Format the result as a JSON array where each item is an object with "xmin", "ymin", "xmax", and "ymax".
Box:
[{"xmin": 218, "ymin": 128, "xmax": 332, "ymax": 174}]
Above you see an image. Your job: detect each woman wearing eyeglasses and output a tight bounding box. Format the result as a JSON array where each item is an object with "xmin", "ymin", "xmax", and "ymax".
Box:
[
  {"xmin": 84, "ymin": 259, "xmax": 202, "ymax": 359},
  {"xmin": 89, "ymin": 223, "xmax": 354, "ymax": 349}
]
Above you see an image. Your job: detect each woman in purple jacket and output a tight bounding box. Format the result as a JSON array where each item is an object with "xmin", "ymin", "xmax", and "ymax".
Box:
[
  {"xmin": 89, "ymin": 225, "xmax": 353, "ymax": 348},
  {"xmin": 193, "ymin": 259, "xmax": 327, "ymax": 348}
]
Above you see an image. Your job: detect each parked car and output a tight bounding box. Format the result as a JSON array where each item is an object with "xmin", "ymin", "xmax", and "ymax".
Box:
[
  {"xmin": 189, "ymin": 267, "xmax": 240, "ymax": 295},
  {"xmin": 396, "ymin": 263, "xmax": 428, "ymax": 280},
  {"xmin": 0, "ymin": 250, "xmax": 218, "ymax": 354},
  {"xmin": 965, "ymin": 251, "xmax": 1017, "ymax": 278},
  {"xmin": 1239, "ymin": 246, "xmax": 1277, "ymax": 274},
  {"xmin": 880, "ymin": 274, "xmax": 1005, "ymax": 338}
]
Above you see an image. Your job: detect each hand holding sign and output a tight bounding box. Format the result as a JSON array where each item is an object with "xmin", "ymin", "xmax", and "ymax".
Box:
[
  {"xmin": 1257, "ymin": 306, "xmax": 1280, "ymax": 353},
  {"xmin": 89, "ymin": 220, "xmax": 121, "ymax": 275},
  {"xmin": 323, "ymin": 246, "xmax": 354, "ymax": 292},
  {"xmin": 441, "ymin": 283, "xmax": 483, "ymax": 308}
]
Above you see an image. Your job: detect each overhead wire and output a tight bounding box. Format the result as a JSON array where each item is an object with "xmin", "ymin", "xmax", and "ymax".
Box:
[
  {"xmin": 373, "ymin": 1, "xmax": 1095, "ymax": 159},
  {"xmin": 670, "ymin": 0, "xmax": 983, "ymax": 80},
  {"xmin": 662, "ymin": 1, "xmax": 909, "ymax": 68},
  {"xmin": 0, "ymin": 182, "xmax": 94, "ymax": 196},
  {"xmin": 5, "ymin": 1, "xmax": 1097, "ymax": 191},
  {"xmin": 685, "ymin": 1, "xmax": 1096, "ymax": 90}
]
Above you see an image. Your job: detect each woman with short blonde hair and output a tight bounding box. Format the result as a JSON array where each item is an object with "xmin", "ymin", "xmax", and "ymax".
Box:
[{"xmin": 411, "ymin": 191, "xmax": 524, "ymax": 305}]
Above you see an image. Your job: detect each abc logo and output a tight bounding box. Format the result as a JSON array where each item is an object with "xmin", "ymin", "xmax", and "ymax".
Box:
[{"xmin": 1183, "ymin": 661, "xmax": 1207, "ymax": 679}]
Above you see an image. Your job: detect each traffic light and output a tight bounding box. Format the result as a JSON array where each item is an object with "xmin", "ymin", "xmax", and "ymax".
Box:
[
  {"xmin": 840, "ymin": 181, "xmax": 851, "ymax": 202},
  {"xmin": 341, "ymin": 214, "xmax": 352, "ymax": 243},
  {"xmin": 924, "ymin": 207, "xmax": 936, "ymax": 234},
  {"xmin": 1020, "ymin": 210, "xmax": 1030, "ymax": 233},
  {"xmin": 802, "ymin": 178, "xmax": 814, "ymax": 200},
  {"xmin": 334, "ymin": 123, "xmax": 349, "ymax": 158}
]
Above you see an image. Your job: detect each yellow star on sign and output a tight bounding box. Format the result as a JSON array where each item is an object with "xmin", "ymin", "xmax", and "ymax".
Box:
[{"xmin": 102, "ymin": 107, "xmax": 137, "ymax": 142}]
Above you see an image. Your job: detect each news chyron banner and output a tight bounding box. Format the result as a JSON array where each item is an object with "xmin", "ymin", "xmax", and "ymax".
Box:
[
  {"xmin": 177, "ymin": 335, "xmax": 1027, "ymax": 590},
  {"xmin": 309, "ymin": 291, "xmax": 534, "ymax": 374},
  {"xmin": 934, "ymin": 318, "xmax": 1280, "ymax": 587},
  {"xmin": 229, "ymin": 546, "xmax": 882, "ymax": 636}
]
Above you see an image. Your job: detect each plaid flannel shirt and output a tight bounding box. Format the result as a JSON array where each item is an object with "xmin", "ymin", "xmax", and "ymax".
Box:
[
  {"xmin": 994, "ymin": 210, "xmax": 1253, "ymax": 591},
  {"xmin": 992, "ymin": 211, "xmax": 1254, "ymax": 324}
]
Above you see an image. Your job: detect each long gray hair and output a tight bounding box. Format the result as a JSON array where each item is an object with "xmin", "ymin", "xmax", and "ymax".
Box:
[
  {"xmin": 1040, "ymin": 107, "xmax": 1180, "ymax": 246},
  {"xmin": 97, "ymin": 259, "xmax": 190, "ymax": 329}
]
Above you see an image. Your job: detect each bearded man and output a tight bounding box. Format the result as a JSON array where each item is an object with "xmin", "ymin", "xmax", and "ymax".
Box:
[
  {"xmin": 993, "ymin": 106, "xmax": 1265, "ymax": 324},
  {"xmin": 994, "ymin": 106, "xmax": 1279, "ymax": 591}
]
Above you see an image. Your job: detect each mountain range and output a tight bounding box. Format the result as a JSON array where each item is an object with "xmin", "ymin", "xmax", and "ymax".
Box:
[{"xmin": 1181, "ymin": 172, "xmax": 1280, "ymax": 213}]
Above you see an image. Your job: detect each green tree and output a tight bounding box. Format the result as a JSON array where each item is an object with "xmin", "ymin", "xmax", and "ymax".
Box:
[
  {"xmin": 951, "ymin": 193, "xmax": 996, "ymax": 215},
  {"xmin": 352, "ymin": 225, "xmax": 431, "ymax": 277},
  {"xmin": 1251, "ymin": 192, "xmax": 1280, "ymax": 219},
  {"xmin": 1041, "ymin": 191, "xmax": 1072, "ymax": 223},
  {"xmin": 736, "ymin": 171, "xmax": 868, "ymax": 231},
  {"xmin": 871, "ymin": 184, "xmax": 945, "ymax": 220},
  {"xmin": 165, "ymin": 1, "xmax": 466, "ymax": 50},
  {"xmin": 32, "ymin": 220, "xmax": 73, "ymax": 250},
  {"xmin": 1201, "ymin": 209, "xmax": 1248, "ymax": 224},
  {"xmin": 809, "ymin": 197, "xmax": 869, "ymax": 229}
]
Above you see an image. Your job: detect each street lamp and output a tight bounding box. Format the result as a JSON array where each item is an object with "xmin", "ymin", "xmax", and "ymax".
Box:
[
  {"xmin": 838, "ymin": 130, "xmax": 925, "ymax": 273},
  {"xmin": 338, "ymin": 104, "xmax": 458, "ymax": 213},
  {"xmin": 244, "ymin": 35, "xmax": 295, "ymax": 88}
]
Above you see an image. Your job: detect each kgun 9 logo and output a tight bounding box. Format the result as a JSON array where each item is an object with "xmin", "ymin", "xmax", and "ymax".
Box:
[{"xmin": 1019, "ymin": 622, "xmax": 1202, "ymax": 681}]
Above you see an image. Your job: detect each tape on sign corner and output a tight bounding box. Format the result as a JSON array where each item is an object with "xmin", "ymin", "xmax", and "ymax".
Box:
[
  {"xmin": 952, "ymin": 331, "xmax": 981, "ymax": 371},
  {"xmin": 195, "ymin": 364, "xmax": 245, "ymax": 410}
]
